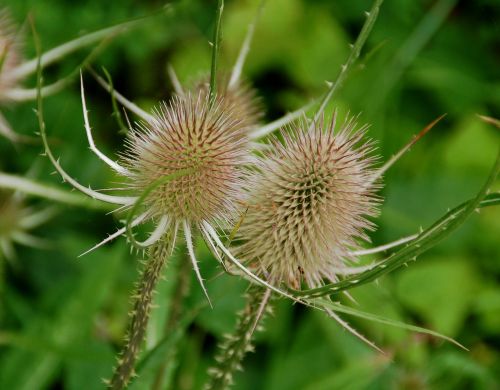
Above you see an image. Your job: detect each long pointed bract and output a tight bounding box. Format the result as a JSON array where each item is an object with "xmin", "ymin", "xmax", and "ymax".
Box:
[
  {"xmin": 80, "ymin": 73, "xmax": 130, "ymax": 175},
  {"xmin": 184, "ymin": 220, "xmax": 213, "ymax": 308},
  {"xmin": 134, "ymin": 215, "xmax": 170, "ymax": 248},
  {"xmin": 350, "ymin": 234, "xmax": 418, "ymax": 256},
  {"xmin": 78, "ymin": 211, "xmax": 150, "ymax": 257},
  {"xmin": 369, "ymin": 114, "xmax": 445, "ymax": 185},
  {"xmin": 249, "ymin": 101, "xmax": 314, "ymax": 140}
]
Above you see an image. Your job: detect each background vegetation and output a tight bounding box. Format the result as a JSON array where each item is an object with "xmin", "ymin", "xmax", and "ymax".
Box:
[{"xmin": 0, "ymin": 0, "xmax": 499, "ymax": 389}]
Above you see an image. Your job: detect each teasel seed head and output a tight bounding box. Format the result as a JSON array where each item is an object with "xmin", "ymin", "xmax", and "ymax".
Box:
[
  {"xmin": 0, "ymin": 9, "xmax": 22, "ymax": 102},
  {"xmin": 234, "ymin": 113, "xmax": 381, "ymax": 289},
  {"xmin": 121, "ymin": 91, "xmax": 251, "ymax": 225}
]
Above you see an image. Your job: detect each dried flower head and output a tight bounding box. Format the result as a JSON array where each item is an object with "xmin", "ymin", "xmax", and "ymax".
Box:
[
  {"xmin": 120, "ymin": 91, "xmax": 250, "ymax": 224},
  {"xmin": 234, "ymin": 113, "xmax": 381, "ymax": 290},
  {"xmin": 0, "ymin": 8, "xmax": 23, "ymax": 103}
]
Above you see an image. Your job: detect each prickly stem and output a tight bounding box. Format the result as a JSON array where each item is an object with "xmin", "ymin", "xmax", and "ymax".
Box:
[
  {"xmin": 205, "ymin": 286, "xmax": 271, "ymax": 390},
  {"xmin": 109, "ymin": 229, "xmax": 176, "ymax": 390},
  {"xmin": 152, "ymin": 248, "xmax": 192, "ymax": 390}
]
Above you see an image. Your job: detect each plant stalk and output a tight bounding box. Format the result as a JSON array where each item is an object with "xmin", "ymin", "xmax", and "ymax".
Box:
[
  {"xmin": 109, "ymin": 231, "xmax": 176, "ymax": 389},
  {"xmin": 205, "ymin": 286, "xmax": 271, "ymax": 390},
  {"xmin": 152, "ymin": 247, "xmax": 192, "ymax": 390}
]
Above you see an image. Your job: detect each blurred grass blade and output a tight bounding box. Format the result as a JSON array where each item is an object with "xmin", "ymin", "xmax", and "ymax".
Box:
[
  {"xmin": 209, "ymin": 0, "xmax": 224, "ymax": 108},
  {"xmin": 294, "ymin": 150, "xmax": 500, "ymax": 298},
  {"xmin": 11, "ymin": 16, "xmax": 144, "ymax": 80},
  {"xmin": 310, "ymin": 299, "xmax": 466, "ymax": 349},
  {"xmin": 0, "ymin": 172, "xmax": 114, "ymax": 211},
  {"xmin": 478, "ymin": 114, "xmax": 500, "ymax": 129},
  {"xmin": 368, "ymin": 0, "xmax": 457, "ymax": 112},
  {"xmin": 5, "ymin": 35, "xmax": 113, "ymax": 102}
]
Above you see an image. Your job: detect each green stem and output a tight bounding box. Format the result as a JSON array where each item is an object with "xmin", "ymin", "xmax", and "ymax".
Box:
[
  {"xmin": 109, "ymin": 231, "xmax": 177, "ymax": 390},
  {"xmin": 152, "ymin": 247, "xmax": 192, "ymax": 390},
  {"xmin": 312, "ymin": 0, "xmax": 383, "ymax": 123},
  {"xmin": 205, "ymin": 286, "xmax": 271, "ymax": 390},
  {"xmin": 209, "ymin": 0, "xmax": 224, "ymax": 108}
]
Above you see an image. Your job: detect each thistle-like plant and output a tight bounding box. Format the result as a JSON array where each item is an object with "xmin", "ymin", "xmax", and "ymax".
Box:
[
  {"xmin": 7, "ymin": 0, "xmax": 497, "ymax": 388},
  {"xmin": 0, "ymin": 7, "xmax": 134, "ymax": 142},
  {"xmin": 27, "ymin": 0, "xmax": 426, "ymax": 385}
]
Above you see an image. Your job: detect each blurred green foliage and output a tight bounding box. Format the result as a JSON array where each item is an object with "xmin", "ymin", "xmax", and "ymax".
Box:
[{"xmin": 0, "ymin": 0, "xmax": 499, "ymax": 389}]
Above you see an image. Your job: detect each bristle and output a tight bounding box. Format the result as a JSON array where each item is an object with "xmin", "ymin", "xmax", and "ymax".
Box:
[{"xmin": 234, "ymin": 114, "xmax": 382, "ymax": 288}]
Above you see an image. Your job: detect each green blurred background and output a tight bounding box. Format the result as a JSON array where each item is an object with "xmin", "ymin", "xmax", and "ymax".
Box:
[{"xmin": 0, "ymin": 0, "xmax": 499, "ymax": 389}]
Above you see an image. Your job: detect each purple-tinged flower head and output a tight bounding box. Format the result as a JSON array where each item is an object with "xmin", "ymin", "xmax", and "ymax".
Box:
[
  {"xmin": 120, "ymin": 91, "xmax": 251, "ymax": 225},
  {"xmin": 234, "ymin": 113, "xmax": 381, "ymax": 289},
  {"xmin": 0, "ymin": 8, "xmax": 22, "ymax": 102}
]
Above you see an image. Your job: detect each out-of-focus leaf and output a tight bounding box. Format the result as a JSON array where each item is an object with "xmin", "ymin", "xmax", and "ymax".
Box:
[
  {"xmin": 0, "ymin": 236, "xmax": 125, "ymax": 390},
  {"xmin": 395, "ymin": 258, "xmax": 478, "ymax": 335},
  {"xmin": 310, "ymin": 299, "xmax": 464, "ymax": 349},
  {"xmin": 473, "ymin": 287, "xmax": 500, "ymax": 335}
]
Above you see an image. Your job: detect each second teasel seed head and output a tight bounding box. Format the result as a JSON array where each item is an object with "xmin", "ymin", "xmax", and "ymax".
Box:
[{"xmin": 234, "ymin": 113, "xmax": 382, "ymax": 289}]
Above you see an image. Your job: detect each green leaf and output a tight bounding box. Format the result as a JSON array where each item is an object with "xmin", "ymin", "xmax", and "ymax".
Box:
[
  {"xmin": 310, "ymin": 299, "xmax": 465, "ymax": 350},
  {"xmin": 395, "ymin": 258, "xmax": 478, "ymax": 336}
]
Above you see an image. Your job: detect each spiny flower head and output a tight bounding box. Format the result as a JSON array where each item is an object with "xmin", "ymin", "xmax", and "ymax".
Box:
[
  {"xmin": 0, "ymin": 8, "xmax": 22, "ymax": 102},
  {"xmin": 120, "ymin": 91, "xmax": 251, "ymax": 224},
  {"xmin": 234, "ymin": 114, "xmax": 381, "ymax": 289}
]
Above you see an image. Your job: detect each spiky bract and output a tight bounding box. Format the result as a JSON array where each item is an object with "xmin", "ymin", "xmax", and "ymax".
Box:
[
  {"xmin": 0, "ymin": 9, "xmax": 22, "ymax": 102},
  {"xmin": 234, "ymin": 114, "xmax": 381, "ymax": 289},
  {"xmin": 121, "ymin": 91, "xmax": 251, "ymax": 224}
]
